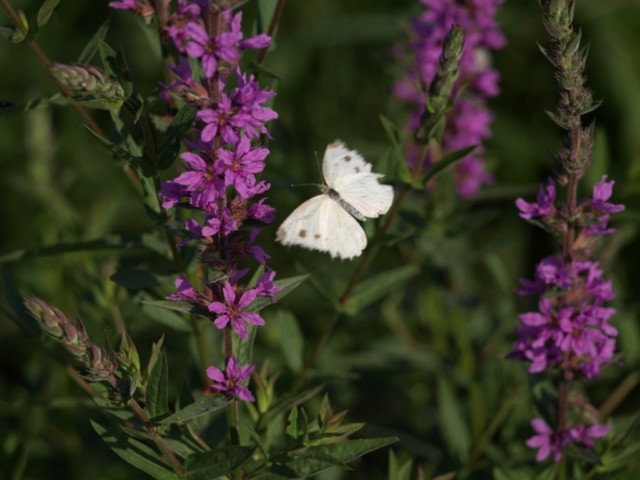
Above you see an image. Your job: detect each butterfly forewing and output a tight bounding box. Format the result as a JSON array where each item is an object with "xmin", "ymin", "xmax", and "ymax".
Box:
[{"xmin": 321, "ymin": 140, "xmax": 372, "ymax": 188}]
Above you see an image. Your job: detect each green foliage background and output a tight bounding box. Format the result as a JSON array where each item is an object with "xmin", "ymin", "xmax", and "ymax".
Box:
[{"xmin": 2, "ymin": 0, "xmax": 640, "ymax": 478}]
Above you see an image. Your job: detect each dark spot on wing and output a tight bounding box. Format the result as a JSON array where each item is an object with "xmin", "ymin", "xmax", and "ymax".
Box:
[
  {"xmin": 299, "ymin": 229, "xmax": 307, "ymax": 238},
  {"xmin": 355, "ymin": 167, "xmax": 361, "ymax": 173},
  {"xmin": 344, "ymin": 155, "xmax": 352, "ymax": 162},
  {"xmin": 314, "ymin": 233, "xmax": 321, "ymax": 239},
  {"xmin": 277, "ymin": 228, "xmax": 286, "ymax": 240}
]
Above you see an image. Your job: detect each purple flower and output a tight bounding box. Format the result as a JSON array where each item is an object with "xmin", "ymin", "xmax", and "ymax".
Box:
[
  {"xmin": 208, "ymin": 282, "xmax": 265, "ymax": 340},
  {"xmin": 516, "ymin": 178, "xmax": 556, "ymax": 220},
  {"xmin": 526, "ymin": 419, "xmax": 574, "ymax": 462},
  {"xmin": 517, "ymin": 255, "xmax": 570, "ymax": 296},
  {"xmin": 184, "ymin": 11, "xmax": 270, "ymax": 78},
  {"xmin": 166, "ymin": 275, "xmax": 198, "ymax": 302},
  {"xmin": 161, "ymin": 151, "xmax": 225, "ymax": 210},
  {"xmin": 217, "ymin": 136, "xmax": 269, "ymax": 198},
  {"xmin": 207, "ymin": 356, "xmax": 255, "ymax": 402},
  {"xmin": 255, "ymin": 269, "xmax": 282, "ymax": 300},
  {"xmin": 248, "ymin": 197, "xmax": 276, "ymax": 224}
]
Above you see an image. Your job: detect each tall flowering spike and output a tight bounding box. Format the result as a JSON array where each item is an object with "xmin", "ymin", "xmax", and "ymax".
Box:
[
  {"xmin": 395, "ymin": 0, "xmax": 506, "ymax": 198},
  {"xmin": 107, "ymin": 1, "xmax": 280, "ymax": 403},
  {"xmin": 512, "ymin": 0, "xmax": 623, "ymax": 463}
]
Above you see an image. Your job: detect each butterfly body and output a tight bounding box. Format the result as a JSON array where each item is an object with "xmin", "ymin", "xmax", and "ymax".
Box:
[{"xmin": 276, "ymin": 140, "xmax": 393, "ymax": 260}]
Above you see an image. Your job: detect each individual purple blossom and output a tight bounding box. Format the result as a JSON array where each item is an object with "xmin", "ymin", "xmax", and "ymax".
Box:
[
  {"xmin": 185, "ymin": 11, "xmax": 270, "ymax": 78},
  {"xmin": 526, "ymin": 418, "xmax": 574, "ymax": 462},
  {"xmin": 160, "ymin": 151, "xmax": 224, "ymax": 210},
  {"xmin": 166, "ymin": 275, "xmax": 198, "ymax": 302},
  {"xmin": 217, "ymin": 136, "xmax": 269, "ymax": 198},
  {"xmin": 207, "ymin": 356, "xmax": 255, "ymax": 402},
  {"xmin": 208, "ymin": 282, "xmax": 265, "ymax": 340},
  {"xmin": 516, "ymin": 178, "xmax": 556, "ymax": 220}
]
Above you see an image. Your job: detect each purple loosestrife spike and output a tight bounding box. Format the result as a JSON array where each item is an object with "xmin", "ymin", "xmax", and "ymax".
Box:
[
  {"xmin": 395, "ymin": 0, "xmax": 505, "ymax": 198},
  {"xmin": 513, "ymin": 0, "xmax": 623, "ymax": 462},
  {"xmin": 104, "ymin": 1, "xmax": 282, "ymax": 403},
  {"xmin": 207, "ymin": 356, "xmax": 255, "ymax": 402}
]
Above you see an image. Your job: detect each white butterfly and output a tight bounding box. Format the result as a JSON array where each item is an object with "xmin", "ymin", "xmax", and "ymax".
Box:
[{"xmin": 276, "ymin": 140, "xmax": 394, "ymax": 260}]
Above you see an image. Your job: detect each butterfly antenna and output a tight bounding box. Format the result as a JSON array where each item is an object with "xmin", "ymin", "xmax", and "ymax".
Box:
[{"xmin": 313, "ymin": 150, "xmax": 325, "ymax": 185}]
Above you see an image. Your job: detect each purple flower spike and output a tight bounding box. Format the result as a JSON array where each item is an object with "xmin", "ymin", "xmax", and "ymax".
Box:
[
  {"xmin": 207, "ymin": 356, "xmax": 255, "ymax": 402},
  {"xmin": 208, "ymin": 282, "xmax": 265, "ymax": 340}
]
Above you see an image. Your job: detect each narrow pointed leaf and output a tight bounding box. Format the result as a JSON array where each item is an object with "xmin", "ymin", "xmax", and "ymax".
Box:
[
  {"xmin": 0, "ymin": 234, "xmax": 169, "ymax": 263},
  {"xmin": 341, "ymin": 265, "xmax": 419, "ymax": 316},
  {"xmin": 437, "ymin": 376, "xmax": 470, "ymax": 461},
  {"xmin": 422, "ymin": 145, "xmax": 476, "ymax": 183},
  {"xmin": 275, "ymin": 310, "xmax": 304, "ymax": 373},
  {"xmin": 159, "ymin": 395, "xmax": 231, "ymax": 425},
  {"xmin": 90, "ymin": 420, "xmax": 179, "ymax": 480},
  {"xmin": 157, "ymin": 105, "xmax": 197, "ymax": 170},
  {"xmin": 37, "ymin": 0, "xmax": 61, "ymax": 27},
  {"xmin": 147, "ymin": 352, "xmax": 169, "ymax": 420},
  {"xmin": 78, "ymin": 17, "xmax": 111, "ymax": 64},
  {"xmin": 268, "ymin": 437, "xmax": 397, "ymax": 477},
  {"xmin": 184, "ymin": 446, "xmax": 255, "ymax": 480},
  {"xmin": 246, "ymin": 274, "xmax": 311, "ymax": 313}
]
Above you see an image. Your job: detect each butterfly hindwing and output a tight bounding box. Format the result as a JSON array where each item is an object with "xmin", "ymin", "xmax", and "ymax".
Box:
[{"xmin": 277, "ymin": 194, "xmax": 366, "ymax": 260}]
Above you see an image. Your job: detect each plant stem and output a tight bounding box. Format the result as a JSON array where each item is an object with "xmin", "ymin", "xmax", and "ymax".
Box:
[
  {"xmin": 257, "ymin": 0, "xmax": 286, "ymax": 65},
  {"xmin": 0, "ymin": 0, "xmax": 143, "ymax": 195},
  {"xmin": 296, "ymin": 142, "xmax": 431, "ymax": 389},
  {"xmin": 129, "ymin": 398, "xmax": 185, "ymax": 475}
]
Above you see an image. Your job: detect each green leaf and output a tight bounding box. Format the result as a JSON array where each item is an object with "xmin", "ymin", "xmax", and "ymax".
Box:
[
  {"xmin": 380, "ymin": 114, "xmax": 411, "ymax": 185},
  {"xmin": 78, "ymin": 17, "xmax": 111, "ymax": 64},
  {"xmin": 275, "ymin": 310, "xmax": 304, "ymax": 373},
  {"xmin": 492, "ymin": 468, "xmax": 533, "ymax": 480},
  {"xmin": 259, "ymin": 385, "xmax": 324, "ymax": 428},
  {"xmin": 112, "ymin": 268, "xmax": 162, "ymax": 290},
  {"xmin": 422, "ymin": 145, "xmax": 476, "ymax": 184},
  {"xmin": 598, "ymin": 440, "xmax": 640, "ymax": 473},
  {"xmin": 139, "ymin": 298, "xmax": 193, "ymax": 333},
  {"xmin": 157, "ymin": 105, "xmax": 197, "ymax": 170},
  {"xmin": 82, "ymin": 122, "xmax": 140, "ymax": 163},
  {"xmin": 0, "ymin": 233, "xmax": 169, "ymax": 263},
  {"xmin": 147, "ymin": 352, "xmax": 169, "ymax": 420},
  {"xmin": 36, "ymin": 0, "xmax": 61, "ymax": 27},
  {"xmin": 247, "ymin": 274, "xmax": 311, "ymax": 313},
  {"xmin": 159, "ymin": 395, "xmax": 231, "ymax": 425},
  {"xmin": 257, "ymin": 0, "xmax": 278, "ymax": 35},
  {"xmin": 98, "ymin": 39, "xmax": 119, "ymax": 79},
  {"xmin": 388, "ymin": 449, "xmax": 413, "ymax": 480},
  {"xmin": 184, "ymin": 446, "xmax": 255, "ymax": 480},
  {"xmin": 341, "ymin": 265, "xmax": 419, "ymax": 316},
  {"xmin": 90, "ymin": 420, "xmax": 179, "ymax": 480},
  {"xmin": 436, "ymin": 376, "xmax": 470, "ymax": 461},
  {"xmin": 268, "ymin": 437, "xmax": 397, "ymax": 477}
]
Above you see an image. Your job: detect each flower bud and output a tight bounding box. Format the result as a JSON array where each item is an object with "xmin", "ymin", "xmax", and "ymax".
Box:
[{"xmin": 49, "ymin": 63, "xmax": 125, "ymax": 111}]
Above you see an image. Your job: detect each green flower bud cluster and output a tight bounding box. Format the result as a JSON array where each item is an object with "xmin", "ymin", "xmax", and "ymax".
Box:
[
  {"xmin": 49, "ymin": 63, "xmax": 125, "ymax": 111},
  {"xmin": 538, "ymin": 0, "xmax": 598, "ymax": 180}
]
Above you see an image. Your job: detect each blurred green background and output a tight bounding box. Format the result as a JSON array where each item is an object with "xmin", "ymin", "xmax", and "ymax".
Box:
[{"xmin": 2, "ymin": 0, "xmax": 640, "ymax": 478}]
